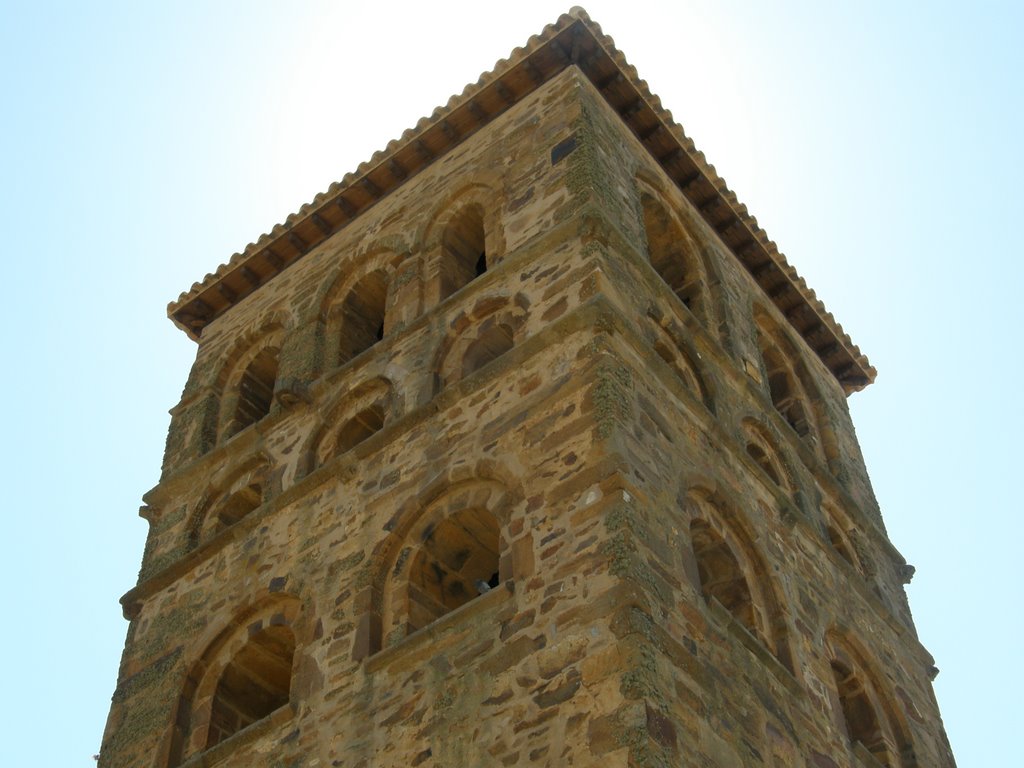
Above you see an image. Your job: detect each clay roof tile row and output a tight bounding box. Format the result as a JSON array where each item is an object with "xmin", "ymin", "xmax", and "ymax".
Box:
[{"xmin": 168, "ymin": 7, "xmax": 875, "ymax": 392}]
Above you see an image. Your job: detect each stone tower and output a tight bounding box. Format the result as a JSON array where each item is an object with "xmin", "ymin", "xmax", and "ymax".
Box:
[{"xmin": 99, "ymin": 9, "xmax": 956, "ymax": 768}]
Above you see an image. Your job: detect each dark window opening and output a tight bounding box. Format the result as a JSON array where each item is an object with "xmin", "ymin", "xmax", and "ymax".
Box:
[
  {"xmin": 231, "ymin": 348, "xmax": 279, "ymax": 435},
  {"xmin": 206, "ymin": 626, "xmax": 295, "ymax": 749},
  {"xmin": 827, "ymin": 523, "xmax": 858, "ymax": 569},
  {"xmin": 213, "ymin": 485, "xmax": 262, "ymax": 533},
  {"xmin": 440, "ymin": 204, "xmax": 486, "ymax": 299},
  {"xmin": 461, "ymin": 324, "xmax": 513, "ymax": 379},
  {"xmin": 405, "ymin": 509, "xmax": 499, "ymax": 634},
  {"xmin": 690, "ymin": 518, "xmax": 758, "ymax": 636},
  {"xmin": 759, "ymin": 341, "xmax": 812, "ymax": 439},
  {"xmin": 641, "ymin": 194, "xmax": 703, "ymax": 316},
  {"xmin": 334, "ymin": 404, "xmax": 386, "ymax": 457},
  {"xmin": 831, "ymin": 661, "xmax": 891, "ymax": 766},
  {"xmin": 747, "ymin": 443, "xmax": 781, "ymax": 486},
  {"xmin": 340, "ymin": 270, "xmax": 388, "ymax": 363}
]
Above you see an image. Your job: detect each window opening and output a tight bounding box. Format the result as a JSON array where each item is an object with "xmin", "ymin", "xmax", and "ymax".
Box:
[
  {"xmin": 335, "ymin": 404, "xmax": 386, "ymax": 456},
  {"xmin": 690, "ymin": 518, "xmax": 758, "ymax": 636},
  {"xmin": 760, "ymin": 344, "xmax": 811, "ymax": 438},
  {"xmin": 747, "ymin": 443, "xmax": 781, "ymax": 486},
  {"xmin": 206, "ymin": 626, "xmax": 295, "ymax": 749},
  {"xmin": 340, "ymin": 270, "xmax": 388, "ymax": 363},
  {"xmin": 461, "ymin": 324, "xmax": 513, "ymax": 379},
  {"xmin": 831, "ymin": 661, "xmax": 891, "ymax": 766},
  {"xmin": 827, "ymin": 523, "xmax": 858, "ymax": 569},
  {"xmin": 405, "ymin": 509, "xmax": 499, "ymax": 634},
  {"xmin": 232, "ymin": 348, "xmax": 279, "ymax": 435},
  {"xmin": 440, "ymin": 204, "xmax": 486, "ymax": 299},
  {"xmin": 213, "ymin": 485, "xmax": 262, "ymax": 533},
  {"xmin": 641, "ymin": 194, "xmax": 703, "ymax": 317}
]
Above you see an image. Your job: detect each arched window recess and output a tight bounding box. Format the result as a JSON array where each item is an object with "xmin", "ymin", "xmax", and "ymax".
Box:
[
  {"xmin": 825, "ymin": 635, "xmax": 915, "ymax": 767},
  {"xmin": 686, "ymin": 493, "xmax": 793, "ymax": 673},
  {"xmin": 639, "ymin": 190, "xmax": 709, "ymax": 326},
  {"xmin": 169, "ymin": 599, "xmax": 303, "ymax": 767},
  {"xmin": 440, "ymin": 203, "xmax": 488, "ymax": 300}
]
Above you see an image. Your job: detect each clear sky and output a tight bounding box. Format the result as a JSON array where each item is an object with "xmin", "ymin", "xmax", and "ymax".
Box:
[{"xmin": 2, "ymin": 1, "xmax": 1019, "ymax": 764}]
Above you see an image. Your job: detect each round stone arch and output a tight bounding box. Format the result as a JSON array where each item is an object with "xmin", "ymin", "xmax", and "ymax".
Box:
[
  {"xmin": 633, "ymin": 173, "xmax": 720, "ymax": 333},
  {"xmin": 214, "ymin": 310, "xmax": 294, "ymax": 442},
  {"xmin": 429, "ymin": 292, "xmax": 530, "ymax": 395},
  {"xmin": 751, "ymin": 303, "xmax": 838, "ymax": 468},
  {"xmin": 644, "ymin": 312, "xmax": 715, "ymax": 412},
  {"xmin": 820, "ymin": 501, "xmax": 867, "ymax": 575},
  {"xmin": 185, "ymin": 453, "xmax": 274, "ymax": 550},
  {"xmin": 680, "ymin": 483, "xmax": 795, "ymax": 673},
  {"xmin": 298, "ymin": 376, "xmax": 398, "ymax": 477},
  {"xmin": 164, "ymin": 592, "xmax": 314, "ymax": 767},
  {"xmin": 419, "ymin": 180, "xmax": 506, "ymax": 307},
  {"xmin": 352, "ymin": 467, "xmax": 525, "ymax": 660},
  {"xmin": 823, "ymin": 628, "xmax": 918, "ymax": 767},
  {"xmin": 739, "ymin": 416, "xmax": 798, "ymax": 500},
  {"xmin": 317, "ymin": 247, "xmax": 406, "ymax": 371}
]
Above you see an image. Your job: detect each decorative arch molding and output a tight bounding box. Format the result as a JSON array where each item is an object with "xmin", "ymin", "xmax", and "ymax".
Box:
[
  {"xmin": 165, "ymin": 593, "xmax": 312, "ymax": 767},
  {"xmin": 185, "ymin": 452, "xmax": 274, "ymax": 549},
  {"xmin": 644, "ymin": 311, "xmax": 715, "ymax": 412},
  {"xmin": 300, "ymin": 376, "xmax": 397, "ymax": 476},
  {"xmin": 431, "ymin": 292, "xmax": 530, "ymax": 394},
  {"xmin": 353, "ymin": 466, "xmax": 524, "ymax": 660},
  {"xmin": 634, "ymin": 175, "xmax": 718, "ymax": 332},
  {"xmin": 682, "ymin": 484, "xmax": 794, "ymax": 673},
  {"xmin": 824, "ymin": 628, "xmax": 918, "ymax": 767},
  {"xmin": 421, "ymin": 180, "xmax": 505, "ymax": 306},
  {"xmin": 752, "ymin": 304, "xmax": 838, "ymax": 468}
]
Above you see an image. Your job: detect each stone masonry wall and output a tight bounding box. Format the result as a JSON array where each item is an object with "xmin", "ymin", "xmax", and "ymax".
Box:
[{"xmin": 99, "ymin": 67, "xmax": 954, "ymax": 768}]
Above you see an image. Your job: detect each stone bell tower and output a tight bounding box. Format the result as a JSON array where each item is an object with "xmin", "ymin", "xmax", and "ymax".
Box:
[{"xmin": 99, "ymin": 8, "xmax": 956, "ymax": 768}]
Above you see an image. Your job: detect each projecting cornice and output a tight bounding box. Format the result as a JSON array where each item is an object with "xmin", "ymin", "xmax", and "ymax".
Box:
[{"xmin": 168, "ymin": 6, "xmax": 875, "ymax": 393}]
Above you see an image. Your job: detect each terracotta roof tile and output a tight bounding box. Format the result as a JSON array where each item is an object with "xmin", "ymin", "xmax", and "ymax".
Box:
[{"xmin": 168, "ymin": 6, "xmax": 875, "ymax": 391}]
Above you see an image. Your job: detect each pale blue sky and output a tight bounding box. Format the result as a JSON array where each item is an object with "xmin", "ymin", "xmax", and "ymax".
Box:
[{"xmin": 2, "ymin": 1, "xmax": 1019, "ymax": 764}]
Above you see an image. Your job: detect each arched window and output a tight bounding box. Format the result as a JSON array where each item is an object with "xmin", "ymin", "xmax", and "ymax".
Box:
[
  {"xmin": 742, "ymin": 422, "xmax": 791, "ymax": 494},
  {"xmin": 334, "ymin": 404, "xmax": 385, "ymax": 457},
  {"xmin": 339, "ymin": 269, "xmax": 389, "ymax": 363},
  {"xmin": 823, "ymin": 505, "xmax": 862, "ymax": 572},
  {"xmin": 686, "ymin": 494, "xmax": 794, "ymax": 672},
  {"xmin": 640, "ymin": 192, "xmax": 706, "ymax": 324},
  {"xmin": 461, "ymin": 323, "xmax": 513, "ymax": 379},
  {"xmin": 440, "ymin": 203, "xmax": 486, "ymax": 299},
  {"xmin": 231, "ymin": 348, "xmax": 279, "ymax": 436},
  {"xmin": 764, "ymin": 347, "xmax": 810, "ymax": 437},
  {"xmin": 209, "ymin": 484, "xmax": 262, "ymax": 536},
  {"xmin": 690, "ymin": 518, "xmax": 758, "ymax": 635},
  {"xmin": 746, "ymin": 443, "xmax": 781, "ymax": 486},
  {"xmin": 359, "ymin": 480, "xmax": 513, "ymax": 659},
  {"xmin": 649, "ymin": 320, "xmax": 714, "ymax": 411},
  {"xmin": 405, "ymin": 508, "xmax": 500, "ymax": 634},
  {"xmin": 831, "ymin": 660, "xmax": 893, "ymax": 766},
  {"xmin": 206, "ymin": 625, "xmax": 295, "ymax": 749}
]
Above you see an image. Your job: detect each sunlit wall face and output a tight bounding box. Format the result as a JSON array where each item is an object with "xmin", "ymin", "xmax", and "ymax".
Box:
[{"xmin": 3, "ymin": 1, "xmax": 1020, "ymax": 765}]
